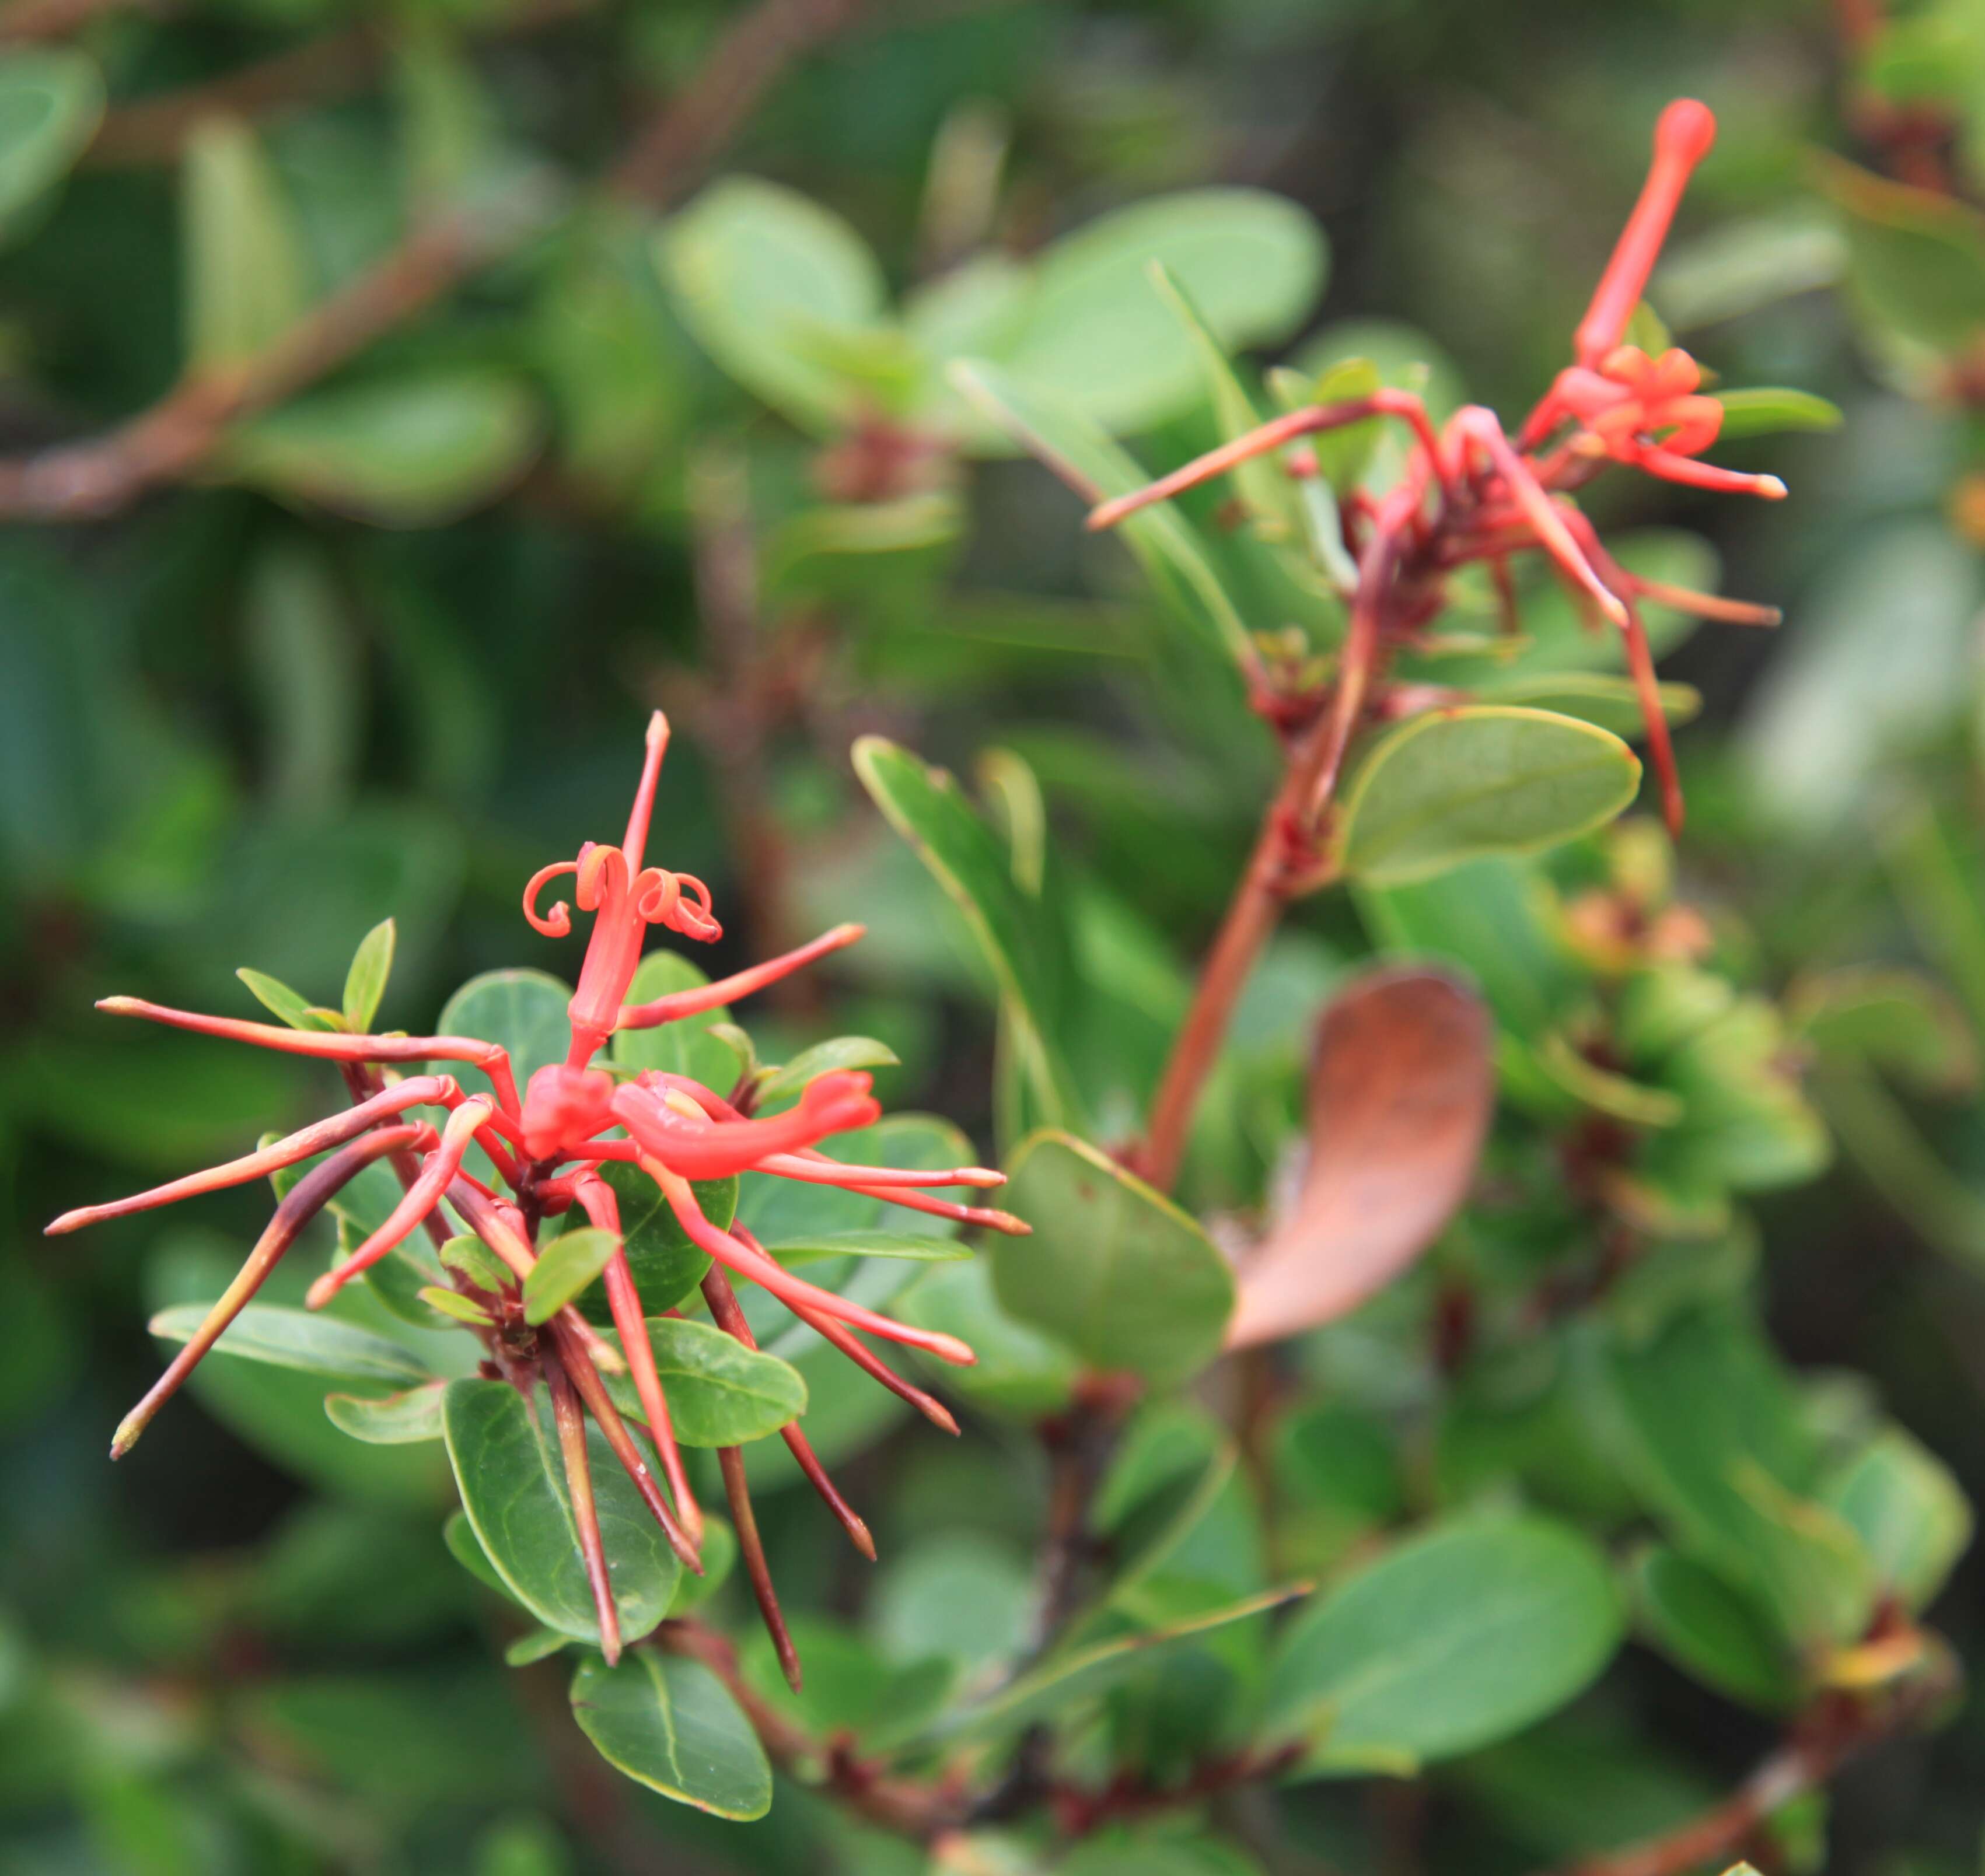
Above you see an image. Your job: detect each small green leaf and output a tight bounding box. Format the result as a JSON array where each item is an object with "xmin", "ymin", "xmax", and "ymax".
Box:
[
  {"xmin": 148, "ymin": 1303, "xmax": 434, "ymax": 1387},
  {"xmin": 1821, "ymin": 154, "xmax": 1985, "ymax": 356},
  {"xmin": 221, "ymin": 372, "xmax": 542, "ymax": 526},
  {"xmin": 604, "ymin": 1319, "xmax": 806, "ymax": 1447},
  {"xmin": 570, "ymin": 1649, "xmax": 770, "ymax": 1818},
  {"xmin": 522, "ymin": 1228, "xmax": 622, "ymax": 1326},
  {"xmin": 753, "ymin": 1037, "xmax": 900, "ymax": 1110},
  {"xmin": 441, "ymin": 1378, "xmax": 680, "ymax": 1646},
  {"xmin": 1714, "ymin": 387, "xmax": 1844, "ymax": 439},
  {"xmin": 505, "ymin": 1629, "xmax": 574, "ymax": 1668},
  {"xmin": 343, "ymin": 918, "xmax": 396, "ymax": 1032},
  {"xmin": 182, "ymin": 116, "xmax": 308, "ymax": 372},
  {"xmin": 853, "ymin": 734, "xmax": 1078, "ymax": 1131},
  {"xmin": 324, "ymin": 1382, "xmax": 446, "ymax": 1445},
  {"xmin": 237, "ymin": 967, "xmax": 341, "ymax": 1032},
  {"xmin": 1265, "ymin": 1515, "xmax": 1624, "ymax": 1774},
  {"xmin": 1790, "ymin": 965, "xmax": 1979, "ymax": 1096},
  {"xmin": 0, "ymin": 49, "xmax": 103, "ymax": 243},
  {"xmin": 995, "ymin": 1130, "xmax": 1235, "ymax": 1388},
  {"xmin": 760, "ymin": 1230, "xmax": 970, "ymax": 1264},
  {"xmin": 441, "ymin": 1233, "xmax": 513, "ymax": 1296},
  {"xmin": 421, "ymin": 1285, "xmax": 496, "ymax": 1326},
  {"xmin": 1823, "ymin": 1427, "xmax": 1973, "ymax": 1613},
  {"xmin": 1632, "ymin": 1545, "xmax": 1802, "ymax": 1710},
  {"xmin": 1337, "ymin": 707, "xmax": 1642, "ymax": 886}
]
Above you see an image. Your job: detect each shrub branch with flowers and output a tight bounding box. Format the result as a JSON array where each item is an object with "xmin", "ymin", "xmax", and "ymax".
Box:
[{"xmin": 25, "ymin": 52, "xmax": 1974, "ymax": 1876}]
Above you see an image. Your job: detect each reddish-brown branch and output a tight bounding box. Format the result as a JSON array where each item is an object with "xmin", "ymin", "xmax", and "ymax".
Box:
[
  {"xmin": 1541, "ymin": 1681, "xmax": 1949, "ymax": 1876},
  {"xmin": 1135, "ymin": 702, "xmax": 1344, "ymax": 1192},
  {"xmin": 0, "ymin": 0, "xmax": 151, "ymax": 41}
]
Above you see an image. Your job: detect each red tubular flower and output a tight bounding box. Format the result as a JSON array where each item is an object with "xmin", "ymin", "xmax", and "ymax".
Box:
[
  {"xmin": 1078, "ymin": 96, "xmax": 1792, "ymax": 836},
  {"xmin": 54, "ymin": 720, "xmax": 1029, "ymax": 1682}
]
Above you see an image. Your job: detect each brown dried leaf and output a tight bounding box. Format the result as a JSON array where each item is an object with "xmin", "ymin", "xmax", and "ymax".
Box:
[{"xmin": 1226, "ymin": 964, "xmax": 1493, "ymax": 1348}]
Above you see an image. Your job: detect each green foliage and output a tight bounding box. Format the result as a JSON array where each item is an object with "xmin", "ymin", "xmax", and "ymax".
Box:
[{"xmin": 8, "ymin": 5, "xmax": 1983, "ymax": 1871}]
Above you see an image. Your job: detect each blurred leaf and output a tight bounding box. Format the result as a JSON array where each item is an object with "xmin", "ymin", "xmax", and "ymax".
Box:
[
  {"xmin": 1714, "ymin": 388, "xmax": 1844, "ymax": 439},
  {"xmin": 568, "ymin": 1651, "xmax": 770, "ymax": 1820},
  {"xmin": 1476, "ymin": 674, "xmax": 1700, "ymax": 739},
  {"xmin": 988, "ymin": 189, "xmax": 1325, "ymax": 438},
  {"xmin": 896, "ymin": 1256, "xmax": 1078, "ymax": 1418},
  {"xmin": 936, "ymin": 1585, "xmax": 1304, "ymax": 1741},
  {"xmin": 1264, "ymin": 1515, "xmax": 1623, "ymax": 1774},
  {"xmin": 343, "ymin": 918, "xmax": 396, "ymax": 1033},
  {"xmin": 1820, "ymin": 155, "xmax": 1985, "ymax": 356},
  {"xmin": 1337, "ymin": 708, "xmax": 1642, "ymax": 885},
  {"xmin": 660, "ymin": 176, "xmax": 889, "ymax": 431},
  {"xmin": 325, "ymin": 1382, "xmax": 446, "ymax": 1444},
  {"xmin": 148, "ymin": 1302, "xmax": 434, "ymax": 1385},
  {"xmin": 854, "ymin": 734, "xmax": 1079, "ymax": 1129},
  {"xmin": 182, "ymin": 116, "xmax": 309, "ymax": 370},
  {"xmin": 997, "ymin": 1129, "xmax": 1234, "ymax": 1387},
  {"xmin": 221, "ymin": 372, "xmax": 541, "ymax": 525},
  {"xmin": 1790, "ymin": 965, "xmax": 1978, "ymax": 1095},
  {"xmin": 951, "ymin": 359, "xmax": 1253, "ymax": 665},
  {"xmin": 0, "ymin": 48, "xmax": 102, "ymax": 242},
  {"xmin": 603, "ymin": 1318, "xmax": 805, "ymax": 1446},
  {"xmin": 243, "ymin": 540, "xmax": 361, "ymax": 814},
  {"xmin": 1632, "ymin": 1545, "xmax": 1802, "ymax": 1710},
  {"xmin": 522, "ymin": 1227, "xmax": 621, "ymax": 1325},
  {"xmin": 441, "ymin": 1377, "xmax": 680, "ymax": 1646},
  {"xmin": 1824, "ymin": 1427, "xmax": 1973, "ymax": 1613}
]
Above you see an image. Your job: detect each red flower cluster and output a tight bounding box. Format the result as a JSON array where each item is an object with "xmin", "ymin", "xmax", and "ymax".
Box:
[
  {"xmin": 50, "ymin": 716, "xmax": 1027, "ymax": 1679},
  {"xmin": 1092, "ymin": 99, "xmax": 1784, "ymax": 836}
]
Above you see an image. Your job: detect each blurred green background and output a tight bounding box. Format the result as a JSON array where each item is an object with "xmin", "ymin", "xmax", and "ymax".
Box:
[{"xmin": 8, "ymin": 0, "xmax": 1985, "ymax": 1868}]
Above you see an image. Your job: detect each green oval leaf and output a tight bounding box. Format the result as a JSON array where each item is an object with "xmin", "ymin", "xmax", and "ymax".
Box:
[
  {"xmin": 1823, "ymin": 1427, "xmax": 1973, "ymax": 1614},
  {"xmin": 659, "ymin": 176, "xmax": 889, "ymax": 433},
  {"xmin": 148, "ymin": 1302, "xmax": 435, "ymax": 1387},
  {"xmin": 436, "ymin": 967, "xmax": 573, "ymax": 1105},
  {"xmin": 325, "ymin": 1381, "xmax": 446, "ymax": 1444},
  {"xmin": 1338, "ymin": 706, "xmax": 1642, "ymax": 886},
  {"xmin": 569, "ymin": 1648, "xmax": 771, "ymax": 1819},
  {"xmin": 993, "ymin": 188, "xmax": 1326, "ymax": 437},
  {"xmin": 0, "ymin": 49, "xmax": 102, "ymax": 243},
  {"xmin": 183, "ymin": 116, "xmax": 308, "ymax": 372},
  {"xmin": 1631, "ymin": 1545, "xmax": 1801, "ymax": 1710},
  {"xmin": 221, "ymin": 372, "xmax": 542, "ymax": 526},
  {"xmin": 994, "ymin": 1129, "xmax": 1235, "ymax": 1388},
  {"xmin": 605, "ymin": 1318, "xmax": 806, "ymax": 1447},
  {"xmin": 523, "ymin": 1227, "xmax": 622, "ymax": 1326},
  {"xmin": 441, "ymin": 1377, "xmax": 680, "ymax": 1646},
  {"xmin": 1265, "ymin": 1514, "xmax": 1624, "ymax": 1774},
  {"xmin": 896, "ymin": 1258, "xmax": 1078, "ymax": 1420}
]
